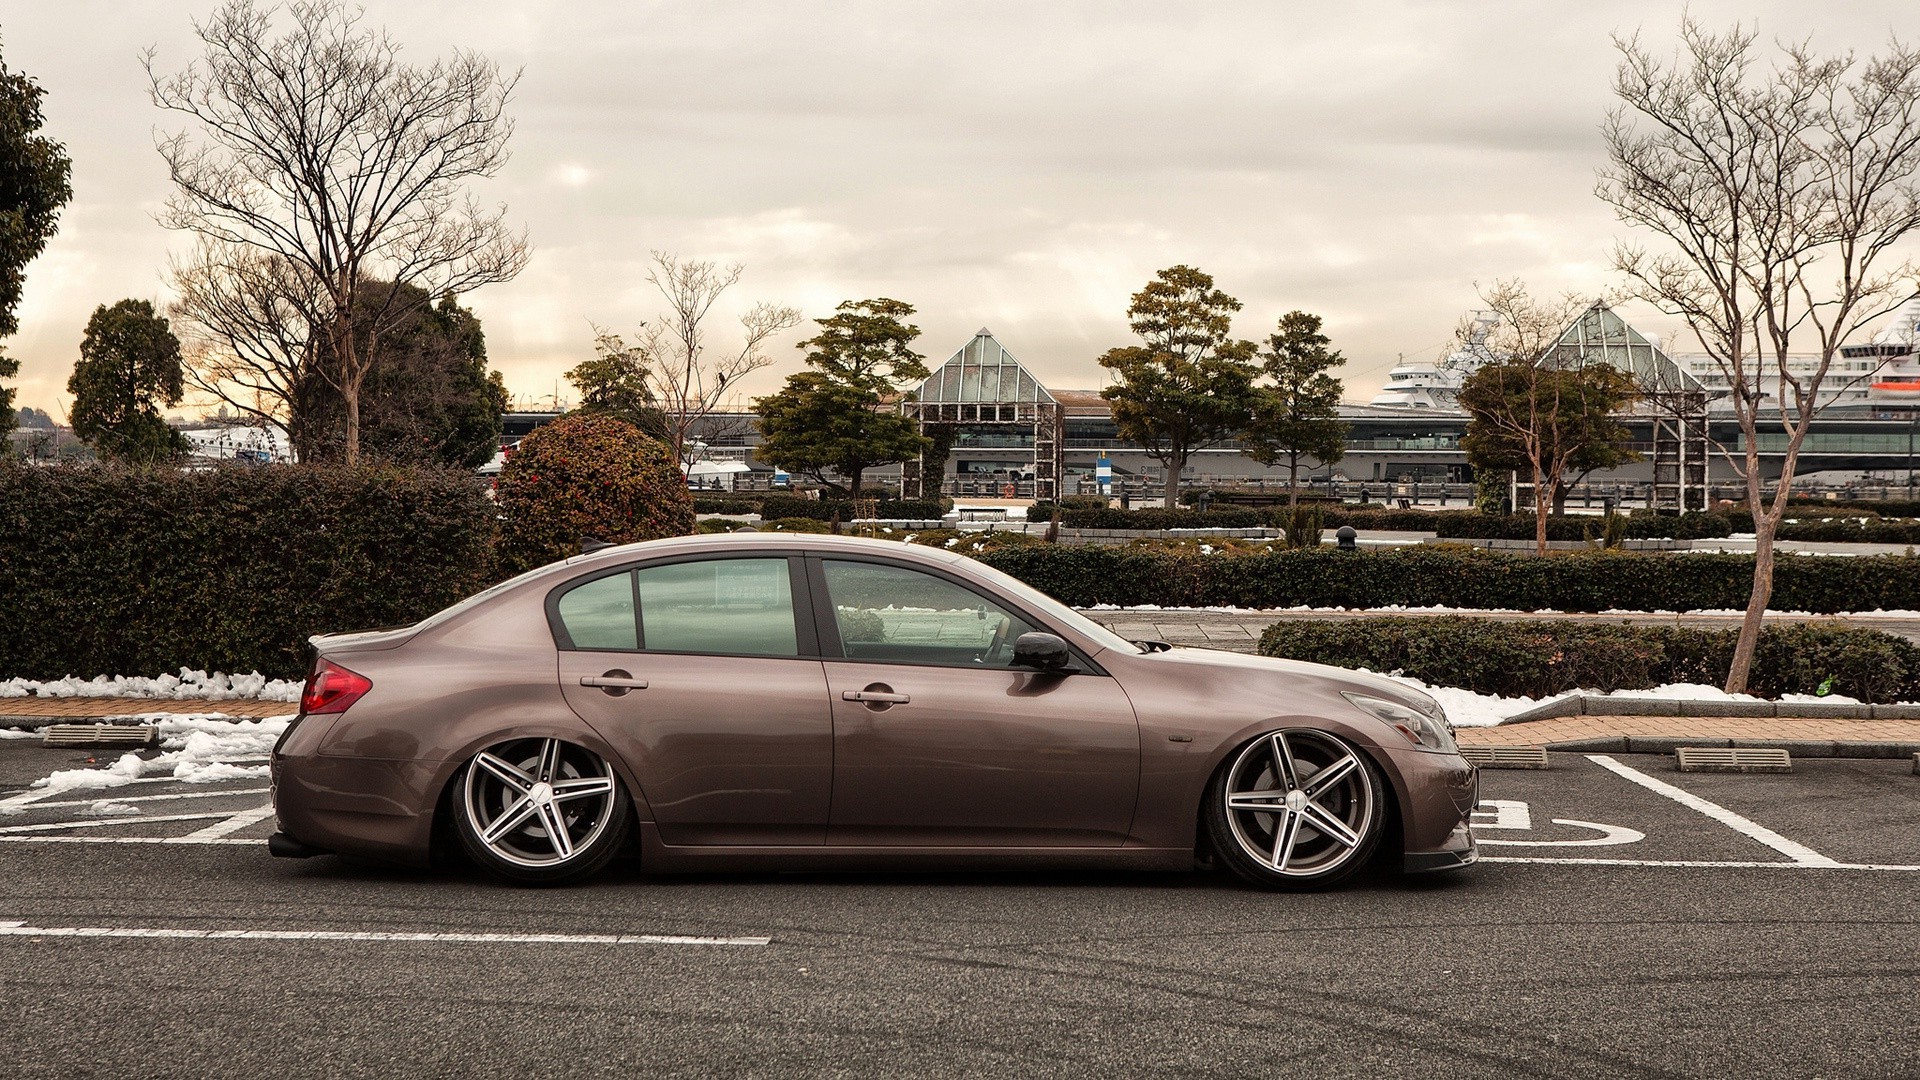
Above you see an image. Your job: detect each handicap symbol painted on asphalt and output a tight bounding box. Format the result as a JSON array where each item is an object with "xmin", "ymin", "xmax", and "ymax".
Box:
[{"xmin": 1471, "ymin": 799, "xmax": 1645, "ymax": 848}]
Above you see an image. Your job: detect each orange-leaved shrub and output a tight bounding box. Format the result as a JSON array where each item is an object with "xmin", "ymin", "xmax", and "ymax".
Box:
[{"xmin": 495, "ymin": 413, "xmax": 694, "ymax": 572}]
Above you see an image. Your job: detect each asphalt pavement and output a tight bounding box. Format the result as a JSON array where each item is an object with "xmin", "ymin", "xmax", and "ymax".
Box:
[{"xmin": 1, "ymin": 746, "xmax": 1916, "ymax": 1078}]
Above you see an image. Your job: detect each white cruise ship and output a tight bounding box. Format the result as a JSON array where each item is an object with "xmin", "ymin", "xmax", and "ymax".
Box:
[{"xmin": 1367, "ymin": 311, "xmax": 1496, "ymax": 410}]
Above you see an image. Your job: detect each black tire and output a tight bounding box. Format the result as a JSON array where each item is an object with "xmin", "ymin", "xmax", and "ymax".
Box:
[
  {"xmin": 453, "ymin": 737, "xmax": 632, "ymax": 886},
  {"xmin": 1204, "ymin": 729, "xmax": 1386, "ymax": 891}
]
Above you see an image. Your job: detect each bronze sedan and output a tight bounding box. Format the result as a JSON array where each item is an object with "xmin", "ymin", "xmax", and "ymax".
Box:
[{"xmin": 270, "ymin": 533, "xmax": 1478, "ymax": 888}]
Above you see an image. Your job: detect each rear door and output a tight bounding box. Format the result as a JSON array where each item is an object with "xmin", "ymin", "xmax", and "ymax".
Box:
[
  {"xmin": 555, "ymin": 554, "xmax": 833, "ymax": 846},
  {"xmin": 811, "ymin": 556, "xmax": 1141, "ymax": 847}
]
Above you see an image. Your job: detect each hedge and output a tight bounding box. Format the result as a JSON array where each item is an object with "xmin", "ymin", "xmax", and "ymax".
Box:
[
  {"xmin": 692, "ymin": 494, "xmax": 948, "ymax": 521},
  {"xmin": 1774, "ymin": 517, "xmax": 1920, "ymax": 544},
  {"xmin": 1256, "ymin": 615, "xmax": 1920, "ymax": 702},
  {"xmin": 0, "ymin": 462, "xmax": 499, "ymax": 681},
  {"xmin": 1029, "ymin": 504, "xmax": 1737, "ymax": 540},
  {"xmin": 1429, "ymin": 511, "xmax": 1736, "ymax": 541},
  {"xmin": 973, "ymin": 544, "xmax": 1920, "ymax": 613}
]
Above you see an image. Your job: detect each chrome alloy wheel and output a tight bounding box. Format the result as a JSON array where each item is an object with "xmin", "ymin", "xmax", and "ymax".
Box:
[
  {"xmin": 1222, "ymin": 730, "xmax": 1377, "ymax": 878},
  {"xmin": 462, "ymin": 738, "xmax": 618, "ymax": 868}
]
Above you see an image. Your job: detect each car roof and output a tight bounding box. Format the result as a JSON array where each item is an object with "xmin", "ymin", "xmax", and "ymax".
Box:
[{"xmin": 564, "ymin": 530, "xmax": 970, "ymax": 572}]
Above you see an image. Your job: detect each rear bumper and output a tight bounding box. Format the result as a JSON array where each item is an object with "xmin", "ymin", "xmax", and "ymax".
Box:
[{"xmin": 267, "ymin": 832, "xmax": 330, "ymax": 859}]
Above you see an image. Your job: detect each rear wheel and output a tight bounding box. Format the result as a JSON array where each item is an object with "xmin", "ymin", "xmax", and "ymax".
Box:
[
  {"xmin": 454, "ymin": 737, "xmax": 630, "ymax": 886},
  {"xmin": 1205, "ymin": 729, "xmax": 1385, "ymax": 890}
]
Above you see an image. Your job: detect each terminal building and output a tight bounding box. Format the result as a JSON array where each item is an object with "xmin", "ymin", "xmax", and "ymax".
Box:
[{"xmin": 515, "ymin": 294, "xmax": 1920, "ymax": 504}]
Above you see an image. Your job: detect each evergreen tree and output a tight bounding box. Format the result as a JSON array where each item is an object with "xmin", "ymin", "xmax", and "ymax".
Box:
[
  {"xmin": 567, "ymin": 330, "xmax": 671, "ymax": 443},
  {"xmin": 754, "ymin": 298, "xmax": 929, "ymax": 495},
  {"xmin": 1243, "ymin": 310, "xmax": 1350, "ymax": 505},
  {"xmin": 1097, "ymin": 266, "xmax": 1259, "ymax": 506},
  {"xmin": 68, "ymin": 300, "xmax": 186, "ymax": 464},
  {"xmin": 0, "ymin": 42, "xmax": 74, "ymax": 439}
]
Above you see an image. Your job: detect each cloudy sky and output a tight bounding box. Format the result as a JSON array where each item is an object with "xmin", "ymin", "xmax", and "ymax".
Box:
[{"xmin": 4, "ymin": 0, "xmax": 1915, "ymax": 417}]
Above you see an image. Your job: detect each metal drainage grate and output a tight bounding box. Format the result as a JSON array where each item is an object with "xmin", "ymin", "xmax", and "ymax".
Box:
[
  {"xmin": 1459, "ymin": 745, "xmax": 1550, "ymax": 769},
  {"xmin": 41, "ymin": 723, "xmax": 158, "ymax": 750},
  {"xmin": 1674, "ymin": 746, "xmax": 1791, "ymax": 773}
]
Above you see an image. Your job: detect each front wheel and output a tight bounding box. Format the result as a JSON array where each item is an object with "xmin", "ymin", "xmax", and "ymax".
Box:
[
  {"xmin": 1204, "ymin": 729, "xmax": 1386, "ymax": 890},
  {"xmin": 454, "ymin": 737, "xmax": 631, "ymax": 886}
]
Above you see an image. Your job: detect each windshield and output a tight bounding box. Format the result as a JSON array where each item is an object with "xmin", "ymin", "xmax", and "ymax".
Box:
[{"xmin": 959, "ymin": 559, "xmax": 1143, "ymax": 655}]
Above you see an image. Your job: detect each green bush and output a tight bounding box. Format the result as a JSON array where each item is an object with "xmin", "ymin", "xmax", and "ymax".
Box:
[
  {"xmin": 495, "ymin": 413, "xmax": 694, "ymax": 572},
  {"xmin": 1256, "ymin": 616, "xmax": 1920, "ymax": 702},
  {"xmin": 974, "ymin": 544, "xmax": 1920, "ymax": 612},
  {"xmin": 0, "ymin": 461, "xmax": 497, "ymax": 680}
]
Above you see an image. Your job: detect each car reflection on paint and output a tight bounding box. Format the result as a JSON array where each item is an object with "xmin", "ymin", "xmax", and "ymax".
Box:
[{"xmin": 270, "ymin": 533, "xmax": 1478, "ymax": 888}]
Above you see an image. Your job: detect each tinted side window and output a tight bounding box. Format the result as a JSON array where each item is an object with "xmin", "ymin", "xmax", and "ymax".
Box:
[
  {"xmin": 821, "ymin": 559, "xmax": 1036, "ymax": 668},
  {"xmin": 555, "ymin": 572, "xmax": 638, "ymax": 650},
  {"xmin": 634, "ymin": 559, "xmax": 798, "ymax": 657}
]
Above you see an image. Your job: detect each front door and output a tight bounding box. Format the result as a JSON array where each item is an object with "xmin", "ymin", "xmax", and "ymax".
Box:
[
  {"xmin": 813, "ymin": 557, "xmax": 1140, "ymax": 847},
  {"xmin": 555, "ymin": 555, "xmax": 832, "ymax": 845}
]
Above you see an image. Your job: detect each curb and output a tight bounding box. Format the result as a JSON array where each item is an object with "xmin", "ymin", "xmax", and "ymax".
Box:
[
  {"xmin": 0, "ymin": 716, "xmax": 154, "ymax": 732},
  {"xmin": 1531, "ymin": 735, "xmax": 1920, "ymax": 760},
  {"xmin": 1498, "ymin": 694, "xmax": 1920, "ymax": 724}
]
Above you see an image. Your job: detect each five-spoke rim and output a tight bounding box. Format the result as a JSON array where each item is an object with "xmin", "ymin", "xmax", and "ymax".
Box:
[
  {"xmin": 463, "ymin": 738, "xmax": 617, "ymax": 868},
  {"xmin": 1222, "ymin": 729, "xmax": 1374, "ymax": 877}
]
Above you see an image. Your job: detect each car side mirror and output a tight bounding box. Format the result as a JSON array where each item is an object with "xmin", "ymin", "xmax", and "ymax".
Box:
[{"xmin": 1011, "ymin": 631, "xmax": 1073, "ymax": 671}]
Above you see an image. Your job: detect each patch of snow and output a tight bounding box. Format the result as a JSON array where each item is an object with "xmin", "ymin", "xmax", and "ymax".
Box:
[
  {"xmin": 25, "ymin": 713, "xmax": 291, "ymax": 794},
  {"xmin": 0, "ymin": 667, "xmax": 302, "ymax": 702},
  {"xmin": 78, "ymin": 800, "xmax": 143, "ymax": 817}
]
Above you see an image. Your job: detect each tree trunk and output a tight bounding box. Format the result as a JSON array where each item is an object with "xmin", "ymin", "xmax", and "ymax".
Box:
[
  {"xmin": 342, "ymin": 379, "xmax": 361, "ymax": 464},
  {"xmin": 1163, "ymin": 451, "xmax": 1184, "ymax": 509},
  {"xmin": 1287, "ymin": 455, "xmax": 1301, "ymax": 507},
  {"xmin": 847, "ymin": 464, "xmax": 864, "ymax": 498},
  {"xmin": 1532, "ymin": 460, "xmax": 1550, "ymax": 556},
  {"xmin": 1725, "ymin": 513, "xmax": 1776, "ymax": 695}
]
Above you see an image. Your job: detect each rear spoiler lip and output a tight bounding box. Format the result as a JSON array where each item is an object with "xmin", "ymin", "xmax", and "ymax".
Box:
[{"xmin": 306, "ymin": 624, "xmax": 419, "ymax": 652}]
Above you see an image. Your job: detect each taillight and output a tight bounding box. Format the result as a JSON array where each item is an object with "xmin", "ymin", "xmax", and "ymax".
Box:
[{"xmin": 301, "ymin": 659, "xmax": 372, "ymax": 715}]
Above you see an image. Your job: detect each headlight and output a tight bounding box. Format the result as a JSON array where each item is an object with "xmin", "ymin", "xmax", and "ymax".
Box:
[{"xmin": 1343, "ymin": 693, "xmax": 1457, "ymax": 753}]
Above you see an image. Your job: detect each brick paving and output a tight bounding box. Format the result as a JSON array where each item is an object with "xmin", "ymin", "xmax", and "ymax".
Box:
[
  {"xmin": 1456, "ymin": 715, "xmax": 1920, "ymax": 747},
  {"xmin": 0, "ymin": 697, "xmax": 294, "ymax": 719}
]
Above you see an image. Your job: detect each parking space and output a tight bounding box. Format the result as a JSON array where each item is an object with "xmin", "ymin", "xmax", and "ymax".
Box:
[
  {"xmin": 1473, "ymin": 752, "xmax": 1920, "ymax": 871},
  {"xmin": 0, "ymin": 758, "xmax": 276, "ymax": 847}
]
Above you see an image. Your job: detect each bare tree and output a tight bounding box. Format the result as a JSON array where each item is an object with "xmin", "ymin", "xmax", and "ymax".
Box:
[
  {"xmin": 1599, "ymin": 21, "xmax": 1920, "ymax": 693},
  {"xmin": 169, "ymin": 241, "xmax": 319, "ymax": 454},
  {"xmin": 146, "ymin": 0, "xmax": 528, "ymax": 463},
  {"xmin": 617, "ymin": 252, "xmax": 800, "ymax": 468}
]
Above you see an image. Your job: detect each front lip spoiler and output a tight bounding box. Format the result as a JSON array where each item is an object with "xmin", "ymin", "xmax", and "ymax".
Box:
[
  {"xmin": 1403, "ymin": 830, "xmax": 1478, "ymax": 874},
  {"xmin": 268, "ymin": 832, "xmax": 330, "ymax": 859}
]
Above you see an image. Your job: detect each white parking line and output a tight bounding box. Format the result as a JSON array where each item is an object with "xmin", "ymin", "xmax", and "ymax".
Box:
[
  {"xmin": 1586, "ymin": 754, "xmax": 1840, "ymax": 867},
  {"xmin": 0, "ymin": 920, "xmax": 770, "ymax": 946},
  {"xmin": 0, "ymin": 835, "xmax": 257, "ymax": 845},
  {"xmin": 1482, "ymin": 856, "xmax": 1920, "ymax": 870},
  {"xmin": 174, "ymin": 805, "xmax": 277, "ymax": 840},
  {"xmin": 0, "ymin": 812, "xmax": 234, "ymax": 835},
  {"xmin": 9, "ymin": 788, "xmax": 269, "ymax": 812}
]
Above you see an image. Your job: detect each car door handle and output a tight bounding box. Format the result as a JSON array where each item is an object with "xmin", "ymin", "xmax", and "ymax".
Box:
[
  {"xmin": 581, "ymin": 675, "xmax": 649, "ymax": 689},
  {"xmin": 842, "ymin": 690, "xmax": 910, "ymax": 704}
]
